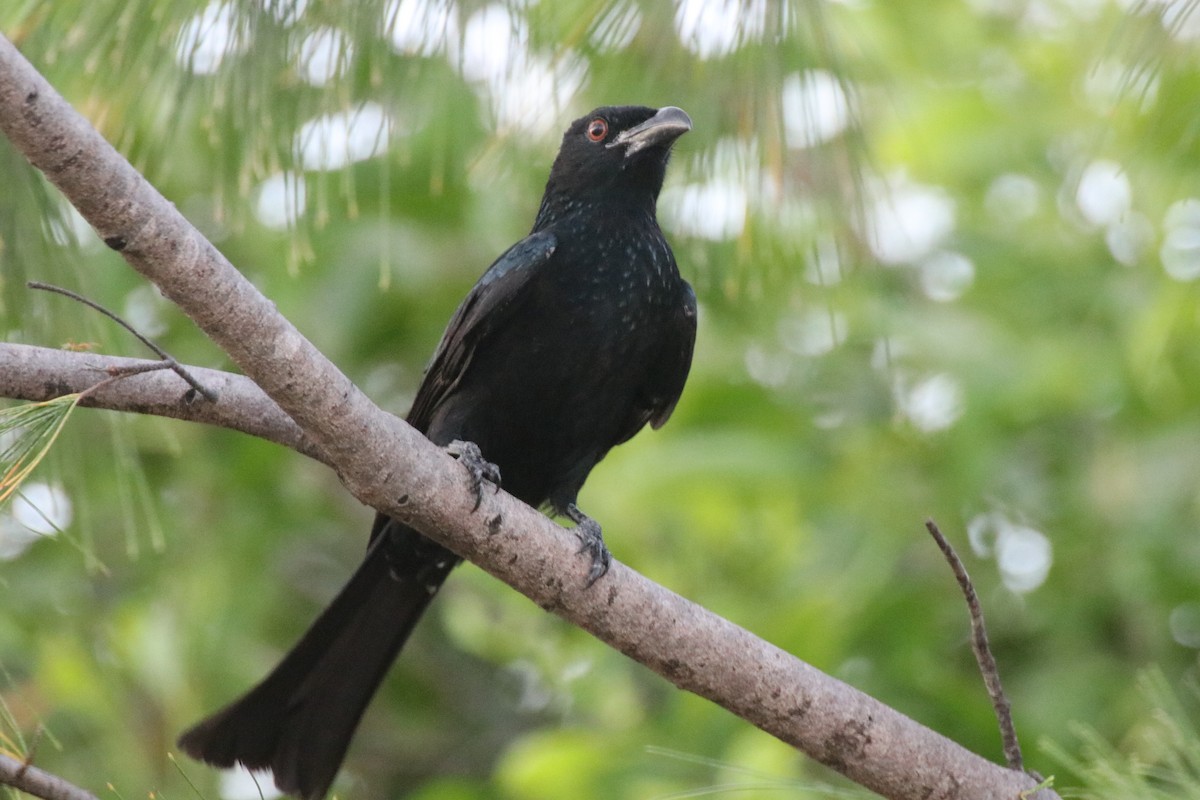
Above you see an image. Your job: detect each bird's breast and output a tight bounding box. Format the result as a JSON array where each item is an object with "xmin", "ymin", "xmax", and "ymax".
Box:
[{"xmin": 428, "ymin": 224, "xmax": 683, "ymax": 507}]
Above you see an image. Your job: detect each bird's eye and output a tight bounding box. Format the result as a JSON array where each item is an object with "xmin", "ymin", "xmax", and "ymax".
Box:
[{"xmin": 586, "ymin": 118, "xmax": 608, "ymax": 142}]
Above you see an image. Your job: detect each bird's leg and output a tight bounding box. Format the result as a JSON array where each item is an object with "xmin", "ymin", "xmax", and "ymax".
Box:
[
  {"xmin": 446, "ymin": 440, "xmax": 502, "ymax": 511},
  {"xmin": 566, "ymin": 503, "xmax": 611, "ymax": 587}
]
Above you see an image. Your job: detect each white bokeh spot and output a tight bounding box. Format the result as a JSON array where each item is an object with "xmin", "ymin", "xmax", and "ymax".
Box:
[
  {"xmin": 296, "ymin": 27, "xmax": 353, "ymax": 86},
  {"xmin": 589, "ymin": 0, "xmax": 642, "ymax": 51},
  {"xmin": 896, "ymin": 373, "xmax": 964, "ymax": 433},
  {"xmin": 176, "ymin": 2, "xmax": 244, "ymax": 74},
  {"xmin": 660, "ymin": 180, "xmax": 747, "ymax": 241},
  {"xmin": 1083, "ymin": 58, "xmax": 1159, "ymax": 114},
  {"xmin": 256, "ymin": 172, "xmax": 307, "ymax": 229},
  {"xmin": 294, "ymin": 103, "xmax": 392, "ymax": 171},
  {"xmin": 782, "ymin": 70, "xmax": 852, "ymax": 148},
  {"xmin": 919, "ymin": 251, "xmax": 975, "ymax": 302},
  {"xmin": 385, "ymin": 0, "xmax": 460, "ymax": 58},
  {"xmin": 1169, "ymin": 603, "xmax": 1200, "ymax": 648},
  {"xmin": 996, "ymin": 524, "xmax": 1053, "ymax": 594},
  {"xmin": 0, "ymin": 482, "xmax": 72, "ymax": 561},
  {"xmin": 1106, "ymin": 211, "xmax": 1153, "ymax": 266},
  {"xmin": 967, "ymin": 512, "xmax": 1053, "ymax": 594},
  {"xmin": 674, "ymin": 0, "xmax": 767, "ymax": 59},
  {"xmin": 259, "ymin": 0, "xmax": 309, "ymax": 25},
  {"xmin": 864, "ymin": 173, "xmax": 957, "ymax": 265},
  {"xmin": 459, "ymin": 5, "xmax": 585, "ymax": 134},
  {"xmin": 1161, "ymin": 198, "xmax": 1200, "ymax": 281},
  {"xmin": 1075, "ymin": 159, "xmax": 1131, "ymax": 227},
  {"xmin": 1160, "ymin": 0, "xmax": 1200, "ymax": 41}
]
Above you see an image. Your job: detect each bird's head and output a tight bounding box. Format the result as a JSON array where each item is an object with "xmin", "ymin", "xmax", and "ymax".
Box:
[{"xmin": 539, "ymin": 105, "xmax": 692, "ymax": 219}]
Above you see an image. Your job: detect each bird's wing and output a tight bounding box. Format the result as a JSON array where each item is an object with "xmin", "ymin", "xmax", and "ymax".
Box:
[
  {"xmin": 614, "ymin": 281, "xmax": 698, "ymax": 446},
  {"xmin": 649, "ymin": 282, "xmax": 698, "ymax": 428},
  {"xmin": 406, "ymin": 230, "xmax": 558, "ymax": 432}
]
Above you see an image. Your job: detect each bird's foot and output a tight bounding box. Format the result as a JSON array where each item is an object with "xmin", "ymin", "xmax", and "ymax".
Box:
[
  {"xmin": 566, "ymin": 503, "xmax": 611, "ymax": 587},
  {"xmin": 446, "ymin": 440, "xmax": 501, "ymax": 511}
]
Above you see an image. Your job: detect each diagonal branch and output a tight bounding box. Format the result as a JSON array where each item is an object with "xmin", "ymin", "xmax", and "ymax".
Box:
[
  {"xmin": 0, "ymin": 32, "xmax": 1058, "ymax": 800},
  {"xmin": 0, "ymin": 752, "xmax": 100, "ymax": 800}
]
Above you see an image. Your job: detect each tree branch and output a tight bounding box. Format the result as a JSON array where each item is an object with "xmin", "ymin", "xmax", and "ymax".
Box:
[
  {"xmin": 0, "ymin": 32, "xmax": 1058, "ymax": 800},
  {"xmin": 0, "ymin": 342, "xmax": 324, "ymax": 462},
  {"xmin": 0, "ymin": 752, "xmax": 99, "ymax": 800}
]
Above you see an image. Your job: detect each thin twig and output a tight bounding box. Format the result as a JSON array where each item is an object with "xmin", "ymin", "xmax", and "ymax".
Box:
[
  {"xmin": 925, "ymin": 518, "xmax": 1024, "ymax": 772},
  {"xmin": 14, "ymin": 725, "xmax": 43, "ymax": 780},
  {"xmin": 27, "ymin": 281, "xmax": 218, "ymax": 402}
]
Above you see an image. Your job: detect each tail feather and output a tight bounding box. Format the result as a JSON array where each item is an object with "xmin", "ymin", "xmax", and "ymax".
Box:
[{"xmin": 178, "ymin": 519, "xmax": 455, "ymax": 800}]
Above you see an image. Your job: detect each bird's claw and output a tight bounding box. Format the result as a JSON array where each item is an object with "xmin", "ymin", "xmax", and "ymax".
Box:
[
  {"xmin": 566, "ymin": 503, "xmax": 611, "ymax": 587},
  {"xmin": 446, "ymin": 440, "xmax": 501, "ymax": 511}
]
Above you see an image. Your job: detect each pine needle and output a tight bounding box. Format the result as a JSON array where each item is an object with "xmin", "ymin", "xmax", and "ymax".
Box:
[{"xmin": 0, "ymin": 395, "xmax": 80, "ymax": 507}]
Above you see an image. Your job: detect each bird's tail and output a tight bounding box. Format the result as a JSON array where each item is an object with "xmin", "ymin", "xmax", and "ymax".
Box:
[{"xmin": 177, "ymin": 517, "xmax": 456, "ymax": 800}]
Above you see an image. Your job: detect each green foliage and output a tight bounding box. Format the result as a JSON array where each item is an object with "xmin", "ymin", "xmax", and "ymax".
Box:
[
  {"xmin": 0, "ymin": 397, "xmax": 78, "ymax": 505},
  {"xmin": 2, "ymin": 1, "xmax": 1200, "ymax": 798},
  {"xmin": 1045, "ymin": 670, "xmax": 1200, "ymax": 799}
]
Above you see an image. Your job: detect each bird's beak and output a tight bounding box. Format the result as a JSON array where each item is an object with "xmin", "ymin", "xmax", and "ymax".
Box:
[{"xmin": 609, "ymin": 106, "xmax": 692, "ymax": 157}]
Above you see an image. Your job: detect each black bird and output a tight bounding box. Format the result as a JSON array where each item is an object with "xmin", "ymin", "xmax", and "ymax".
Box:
[{"xmin": 178, "ymin": 105, "xmax": 697, "ymax": 799}]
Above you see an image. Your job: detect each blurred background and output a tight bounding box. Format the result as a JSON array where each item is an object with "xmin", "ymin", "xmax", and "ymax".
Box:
[{"xmin": 2, "ymin": 1, "xmax": 1199, "ymax": 797}]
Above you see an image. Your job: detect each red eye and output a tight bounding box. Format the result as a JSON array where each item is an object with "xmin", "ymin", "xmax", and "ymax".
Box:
[{"xmin": 586, "ymin": 118, "xmax": 608, "ymax": 142}]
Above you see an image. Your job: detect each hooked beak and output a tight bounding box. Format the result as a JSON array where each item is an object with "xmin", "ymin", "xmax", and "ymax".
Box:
[{"xmin": 609, "ymin": 106, "xmax": 692, "ymax": 157}]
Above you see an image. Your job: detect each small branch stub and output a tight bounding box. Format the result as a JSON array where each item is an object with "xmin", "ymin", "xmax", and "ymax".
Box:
[
  {"xmin": 28, "ymin": 281, "xmax": 218, "ymax": 402},
  {"xmin": 925, "ymin": 518, "xmax": 1027, "ymax": 774}
]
